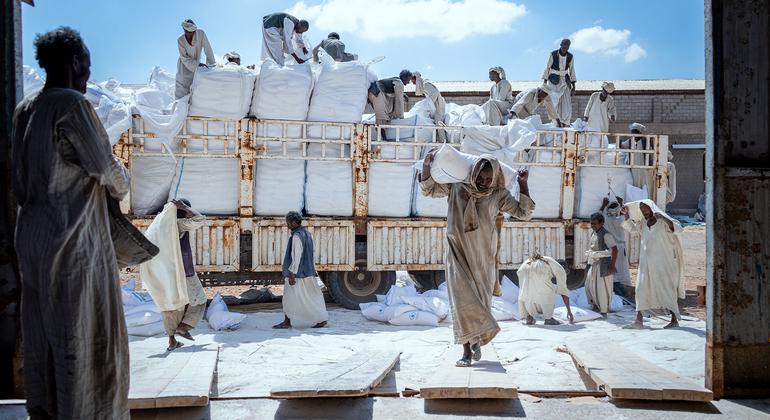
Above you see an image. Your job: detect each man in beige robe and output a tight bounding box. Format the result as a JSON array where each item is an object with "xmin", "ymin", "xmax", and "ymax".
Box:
[
  {"xmin": 162, "ymin": 199, "xmax": 208, "ymax": 351},
  {"xmin": 12, "ymin": 27, "xmax": 131, "ymax": 419},
  {"xmin": 510, "ymin": 86, "xmax": 561, "ymax": 126},
  {"xmin": 585, "ymin": 212, "xmax": 619, "ymax": 316},
  {"xmin": 176, "ymin": 19, "xmax": 216, "ymax": 98},
  {"xmin": 482, "ymin": 66, "xmax": 514, "ymax": 126},
  {"xmin": 583, "ymin": 81, "xmax": 617, "ymax": 132},
  {"xmin": 420, "ymin": 153, "xmax": 534, "ymax": 366},
  {"xmin": 368, "ymin": 70, "xmax": 411, "ymax": 125},
  {"xmin": 411, "ymin": 71, "xmax": 447, "ymax": 141}
]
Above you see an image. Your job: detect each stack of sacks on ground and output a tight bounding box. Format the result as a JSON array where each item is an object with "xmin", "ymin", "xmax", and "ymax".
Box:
[
  {"xmin": 359, "ymin": 278, "xmax": 522, "ymax": 326},
  {"xmin": 304, "ymin": 54, "xmax": 373, "ymax": 216},
  {"xmin": 206, "ymin": 293, "xmax": 246, "ymax": 331},
  {"xmin": 253, "ymin": 60, "xmax": 313, "ymax": 216},
  {"xmin": 550, "ymin": 286, "xmax": 626, "ymax": 324},
  {"xmin": 121, "ymin": 279, "xmax": 165, "ymax": 337}
]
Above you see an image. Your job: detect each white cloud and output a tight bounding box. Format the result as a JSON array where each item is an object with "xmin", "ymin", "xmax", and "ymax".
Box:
[
  {"xmin": 424, "ymin": 64, "xmax": 434, "ymax": 71},
  {"xmin": 568, "ymin": 26, "xmax": 647, "ymax": 63},
  {"xmin": 286, "ymin": 0, "xmax": 527, "ymax": 42}
]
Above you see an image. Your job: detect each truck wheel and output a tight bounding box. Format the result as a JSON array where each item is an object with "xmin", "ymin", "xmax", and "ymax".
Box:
[
  {"xmin": 327, "ymin": 270, "xmax": 396, "ymax": 310},
  {"xmin": 410, "ymin": 270, "xmax": 445, "ymax": 290},
  {"xmin": 567, "ymin": 268, "xmax": 586, "ymax": 289}
]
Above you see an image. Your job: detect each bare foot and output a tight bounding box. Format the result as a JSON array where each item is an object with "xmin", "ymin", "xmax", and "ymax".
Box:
[
  {"xmin": 544, "ymin": 318, "xmax": 561, "ymax": 326},
  {"xmin": 312, "ymin": 321, "xmax": 327, "ymax": 328},
  {"xmin": 525, "ymin": 316, "xmax": 535, "ymax": 325}
]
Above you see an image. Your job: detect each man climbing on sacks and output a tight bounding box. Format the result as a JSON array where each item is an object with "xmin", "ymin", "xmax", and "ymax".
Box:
[
  {"xmin": 261, "ymin": 12, "xmax": 309, "ymax": 66},
  {"xmin": 410, "ymin": 71, "xmax": 447, "ymax": 141},
  {"xmin": 368, "ymin": 70, "xmax": 412, "ymax": 126},
  {"xmin": 509, "ymin": 85, "xmax": 562, "ymax": 126},
  {"xmin": 175, "ymin": 19, "xmax": 215, "ymax": 98},
  {"xmin": 273, "ymin": 212, "xmax": 329, "ymax": 329},
  {"xmin": 420, "ymin": 150, "xmax": 534, "ymax": 367}
]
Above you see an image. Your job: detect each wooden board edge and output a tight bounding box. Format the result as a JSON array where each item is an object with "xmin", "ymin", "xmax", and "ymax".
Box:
[
  {"xmin": 661, "ymin": 389, "xmax": 714, "ymax": 402},
  {"xmin": 127, "ymin": 398, "xmax": 157, "ymax": 410},
  {"xmin": 154, "ymin": 395, "xmax": 209, "ymax": 409},
  {"xmin": 419, "ymin": 387, "xmax": 469, "ymax": 400}
]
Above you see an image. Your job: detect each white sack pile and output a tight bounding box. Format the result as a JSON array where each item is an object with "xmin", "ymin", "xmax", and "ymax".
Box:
[
  {"xmin": 121, "ymin": 279, "xmax": 165, "ymax": 337},
  {"xmin": 206, "ymin": 293, "xmax": 246, "ymax": 331},
  {"xmin": 189, "ymin": 65, "xmax": 257, "ymax": 120},
  {"xmin": 171, "ymin": 157, "xmax": 240, "ymax": 215}
]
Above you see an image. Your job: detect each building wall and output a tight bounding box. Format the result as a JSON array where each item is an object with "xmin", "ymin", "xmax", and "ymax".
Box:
[{"xmin": 406, "ymin": 91, "xmax": 705, "ymax": 214}]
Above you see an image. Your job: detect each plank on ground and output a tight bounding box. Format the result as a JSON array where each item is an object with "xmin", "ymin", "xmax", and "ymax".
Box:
[
  {"xmin": 270, "ymin": 350, "xmax": 401, "ymax": 399},
  {"xmin": 129, "ymin": 345, "xmax": 219, "ymax": 409},
  {"xmin": 420, "ymin": 349, "xmax": 518, "ymax": 399},
  {"xmin": 567, "ymin": 339, "xmax": 712, "ymax": 402}
]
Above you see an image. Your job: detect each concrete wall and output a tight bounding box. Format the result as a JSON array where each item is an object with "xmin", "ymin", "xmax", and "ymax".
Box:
[{"xmin": 407, "ymin": 91, "xmax": 706, "ymax": 214}]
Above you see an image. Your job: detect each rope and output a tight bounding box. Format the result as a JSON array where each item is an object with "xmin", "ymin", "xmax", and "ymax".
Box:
[{"xmin": 173, "ymin": 157, "xmax": 186, "ymax": 200}]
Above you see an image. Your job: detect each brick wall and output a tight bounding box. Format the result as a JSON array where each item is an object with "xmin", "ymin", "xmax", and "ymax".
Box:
[{"xmin": 407, "ymin": 92, "xmax": 706, "ymax": 213}]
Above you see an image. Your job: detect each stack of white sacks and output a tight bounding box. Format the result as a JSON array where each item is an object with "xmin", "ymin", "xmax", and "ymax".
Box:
[{"xmin": 359, "ymin": 277, "xmax": 627, "ymax": 326}]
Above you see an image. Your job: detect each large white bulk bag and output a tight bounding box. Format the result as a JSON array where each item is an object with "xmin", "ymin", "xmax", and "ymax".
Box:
[
  {"xmin": 412, "ymin": 174, "xmax": 448, "ymax": 217},
  {"xmin": 368, "ymin": 138, "xmax": 418, "ymax": 217},
  {"xmin": 575, "ymin": 166, "xmax": 633, "ymax": 219},
  {"xmin": 527, "ymin": 149, "xmax": 563, "ymax": 219},
  {"xmin": 253, "ymin": 60, "xmax": 313, "ymax": 121},
  {"xmin": 171, "ymin": 157, "xmax": 240, "ymax": 215},
  {"xmin": 189, "ymin": 66, "xmax": 257, "ymax": 119},
  {"xmin": 254, "ymin": 142, "xmax": 306, "ymax": 216},
  {"xmin": 389, "ymin": 310, "xmax": 440, "ymax": 327},
  {"xmin": 307, "ymin": 60, "xmax": 369, "ymax": 139},
  {"xmin": 304, "ymin": 144, "xmax": 353, "ymax": 216},
  {"xmin": 428, "ymin": 144, "xmax": 475, "ymax": 184},
  {"xmin": 130, "ymin": 155, "xmax": 178, "ymax": 215},
  {"xmin": 185, "ymin": 118, "xmax": 238, "ymax": 154}
]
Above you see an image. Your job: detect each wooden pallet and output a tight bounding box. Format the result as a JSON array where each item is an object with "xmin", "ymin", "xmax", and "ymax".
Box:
[
  {"xmin": 420, "ymin": 349, "xmax": 518, "ymax": 399},
  {"xmin": 129, "ymin": 346, "xmax": 219, "ymax": 409},
  {"xmin": 270, "ymin": 350, "xmax": 401, "ymax": 399},
  {"xmin": 567, "ymin": 339, "xmax": 713, "ymax": 402}
]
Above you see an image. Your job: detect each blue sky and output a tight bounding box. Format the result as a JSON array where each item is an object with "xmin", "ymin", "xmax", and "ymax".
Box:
[{"xmin": 21, "ymin": 0, "xmax": 704, "ymax": 84}]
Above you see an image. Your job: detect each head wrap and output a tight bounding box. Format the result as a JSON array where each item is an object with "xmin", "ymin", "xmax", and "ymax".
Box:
[
  {"xmin": 328, "ymin": 32, "xmax": 340, "ymax": 39},
  {"xmin": 181, "ymin": 19, "xmax": 197, "ymax": 33},
  {"xmin": 628, "ymin": 122, "xmax": 646, "ymax": 133},
  {"xmin": 460, "ymin": 155, "xmax": 507, "ymax": 232},
  {"xmin": 413, "ymin": 71, "xmax": 425, "ymax": 96},
  {"xmin": 223, "ymin": 51, "xmax": 240, "ymax": 62},
  {"xmin": 489, "ymin": 66, "xmax": 506, "ymax": 80},
  {"xmin": 601, "ymin": 81, "xmax": 615, "ymax": 94}
]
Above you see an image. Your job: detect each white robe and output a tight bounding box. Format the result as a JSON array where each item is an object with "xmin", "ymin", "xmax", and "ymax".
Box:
[
  {"xmin": 517, "ymin": 256, "xmax": 568, "ymax": 319},
  {"xmin": 283, "ymin": 232, "xmax": 328, "ymax": 328},
  {"xmin": 622, "ymin": 200, "xmax": 685, "ymax": 319},
  {"xmin": 416, "ymin": 79, "xmax": 446, "ymax": 141},
  {"xmin": 175, "ymin": 29, "xmax": 216, "ymax": 98},
  {"xmin": 584, "ymin": 92, "xmax": 616, "ymax": 132},
  {"xmin": 512, "ymin": 88, "xmax": 559, "ymax": 122},
  {"xmin": 482, "ymin": 79, "xmax": 514, "ymax": 126},
  {"xmin": 262, "ymin": 17, "xmax": 297, "ymax": 66},
  {"xmin": 542, "ymin": 52, "xmax": 576, "ymax": 123},
  {"xmin": 602, "ymin": 210, "xmax": 631, "ymax": 285},
  {"xmin": 666, "ymin": 161, "xmax": 677, "ymax": 205},
  {"xmin": 585, "ymin": 229, "xmax": 617, "ymax": 314}
]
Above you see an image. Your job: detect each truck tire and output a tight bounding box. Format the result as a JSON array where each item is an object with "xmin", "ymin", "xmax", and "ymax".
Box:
[
  {"xmin": 567, "ymin": 268, "xmax": 586, "ymax": 289},
  {"xmin": 410, "ymin": 270, "xmax": 445, "ymax": 290},
  {"xmin": 327, "ymin": 270, "xmax": 396, "ymax": 310}
]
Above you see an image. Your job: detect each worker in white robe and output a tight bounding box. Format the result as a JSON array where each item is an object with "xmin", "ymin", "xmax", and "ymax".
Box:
[
  {"xmin": 626, "ymin": 122, "xmax": 655, "ymax": 196},
  {"xmin": 175, "ymin": 19, "xmax": 216, "ymax": 99},
  {"xmin": 510, "ymin": 86, "xmax": 561, "ymax": 125},
  {"xmin": 261, "ymin": 12, "xmax": 309, "ymax": 66},
  {"xmin": 517, "ymin": 255, "xmax": 574, "ymax": 325},
  {"xmin": 412, "ymin": 71, "xmax": 447, "ymax": 141},
  {"xmin": 482, "ymin": 66, "xmax": 514, "ymax": 126},
  {"xmin": 273, "ymin": 212, "xmax": 328, "ymax": 329},
  {"xmin": 161, "ymin": 199, "xmax": 207, "ymax": 352},
  {"xmin": 585, "ymin": 212, "xmax": 619, "ymax": 316},
  {"xmin": 621, "ymin": 200, "xmax": 685, "ymax": 329},
  {"xmin": 542, "ymin": 39, "xmax": 576, "ymax": 124},
  {"xmin": 666, "ymin": 150, "xmax": 677, "ymax": 206},
  {"xmin": 601, "ymin": 197, "xmax": 633, "ymax": 302},
  {"xmin": 223, "ymin": 51, "xmax": 241, "ymax": 66},
  {"xmin": 583, "ymin": 81, "xmax": 617, "ymax": 132}
]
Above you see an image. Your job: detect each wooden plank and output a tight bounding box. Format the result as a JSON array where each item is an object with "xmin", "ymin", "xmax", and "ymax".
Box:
[
  {"xmin": 129, "ymin": 346, "xmax": 219, "ymax": 409},
  {"xmin": 420, "ymin": 350, "xmax": 518, "ymax": 399},
  {"xmin": 270, "ymin": 350, "xmax": 400, "ymax": 399},
  {"xmin": 567, "ymin": 339, "xmax": 713, "ymax": 402}
]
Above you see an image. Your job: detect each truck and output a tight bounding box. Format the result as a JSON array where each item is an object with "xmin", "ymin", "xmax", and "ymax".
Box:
[{"xmin": 113, "ymin": 115, "xmax": 669, "ymax": 309}]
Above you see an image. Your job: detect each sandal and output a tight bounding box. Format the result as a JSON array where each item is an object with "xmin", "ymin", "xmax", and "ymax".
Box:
[
  {"xmin": 471, "ymin": 343, "xmax": 482, "ymax": 361},
  {"xmin": 455, "ymin": 357, "xmax": 472, "ymax": 367}
]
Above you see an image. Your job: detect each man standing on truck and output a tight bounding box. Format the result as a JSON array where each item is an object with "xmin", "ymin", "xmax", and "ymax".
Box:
[
  {"xmin": 273, "ymin": 212, "xmax": 329, "ymax": 329},
  {"xmin": 261, "ymin": 12, "xmax": 310, "ymax": 66},
  {"xmin": 542, "ymin": 38, "xmax": 576, "ymax": 124},
  {"xmin": 12, "ymin": 27, "xmax": 132, "ymax": 418},
  {"xmin": 175, "ymin": 19, "xmax": 216, "ymax": 98},
  {"xmin": 313, "ymin": 32, "xmax": 357, "ymax": 62},
  {"xmin": 420, "ymin": 152, "xmax": 534, "ymax": 367},
  {"xmin": 482, "ymin": 66, "xmax": 514, "ymax": 126},
  {"xmin": 509, "ymin": 85, "xmax": 562, "ymax": 126},
  {"xmin": 583, "ymin": 81, "xmax": 617, "ymax": 132},
  {"xmin": 585, "ymin": 212, "xmax": 619, "ymax": 317},
  {"xmin": 368, "ymin": 70, "xmax": 412, "ymax": 126},
  {"xmin": 411, "ymin": 71, "xmax": 446, "ymax": 141}
]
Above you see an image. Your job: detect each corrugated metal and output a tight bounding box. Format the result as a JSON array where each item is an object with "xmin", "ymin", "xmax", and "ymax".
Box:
[
  {"xmin": 367, "ymin": 220, "xmax": 566, "ymax": 271},
  {"xmin": 252, "ymin": 219, "xmax": 355, "ymax": 272},
  {"xmin": 132, "ymin": 218, "xmax": 240, "ymax": 272},
  {"xmin": 573, "ymin": 222, "xmax": 640, "ymax": 269},
  {"xmin": 367, "ymin": 220, "xmax": 447, "ymax": 271},
  {"xmin": 498, "ymin": 222, "xmax": 566, "ymax": 269}
]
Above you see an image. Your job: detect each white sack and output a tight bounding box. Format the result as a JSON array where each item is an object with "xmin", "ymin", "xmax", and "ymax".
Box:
[
  {"xmin": 253, "ymin": 60, "xmax": 314, "ymax": 120},
  {"xmin": 360, "ymin": 302, "xmax": 390, "ymax": 322},
  {"xmin": 304, "ymin": 144, "xmax": 352, "ymax": 216},
  {"xmin": 207, "ymin": 293, "xmax": 247, "ymax": 331},
  {"xmin": 552, "ymin": 306, "xmax": 602, "ymax": 323},
  {"xmin": 384, "ymin": 284, "xmax": 419, "ymax": 306},
  {"xmin": 148, "ymin": 66, "xmax": 176, "ymax": 97},
  {"xmin": 134, "ymin": 91, "xmax": 190, "ymax": 152},
  {"xmin": 127, "ymin": 321, "xmax": 166, "ymax": 337},
  {"xmin": 626, "ymin": 183, "xmax": 649, "ymax": 202},
  {"xmin": 307, "ymin": 59, "xmax": 369, "ymax": 139},
  {"xmin": 124, "ymin": 307, "xmax": 162, "ymax": 328},
  {"xmin": 389, "ymin": 310, "xmax": 440, "ymax": 327},
  {"xmin": 398, "ymin": 295, "xmax": 449, "ymax": 320},
  {"xmin": 421, "ymin": 288, "xmax": 449, "ymax": 301},
  {"xmin": 139, "ymin": 203, "xmax": 189, "ymax": 311},
  {"xmin": 189, "ymin": 65, "xmax": 257, "ymax": 119},
  {"xmin": 22, "ymin": 65, "xmax": 44, "ymax": 98},
  {"xmin": 576, "ymin": 167, "xmax": 634, "ymax": 218},
  {"xmin": 491, "ymin": 297, "xmax": 520, "ymax": 321},
  {"xmin": 254, "ymin": 156, "xmax": 305, "ymax": 216},
  {"xmin": 500, "ymin": 276, "xmax": 520, "ymax": 304},
  {"xmin": 130, "ymin": 155, "xmax": 178, "ymax": 216},
  {"xmin": 368, "ymin": 162, "xmax": 414, "ymax": 217},
  {"xmin": 462, "ymin": 118, "xmax": 537, "ymax": 160},
  {"xmin": 171, "ymin": 158, "xmax": 240, "ymax": 215}
]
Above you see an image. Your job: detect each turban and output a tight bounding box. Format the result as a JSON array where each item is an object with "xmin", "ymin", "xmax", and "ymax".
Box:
[
  {"xmin": 601, "ymin": 81, "xmax": 615, "ymax": 94},
  {"xmin": 224, "ymin": 52, "xmax": 240, "ymax": 61},
  {"xmin": 181, "ymin": 19, "xmax": 197, "ymax": 33},
  {"xmin": 628, "ymin": 122, "xmax": 646, "ymax": 133},
  {"xmin": 489, "ymin": 66, "xmax": 506, "ymax": 80}
]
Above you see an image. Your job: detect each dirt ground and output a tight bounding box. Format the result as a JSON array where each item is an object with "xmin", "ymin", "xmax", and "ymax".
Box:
[{"xmin": 122, "ymin": 225, "xmax": 707, "ymax": 318}]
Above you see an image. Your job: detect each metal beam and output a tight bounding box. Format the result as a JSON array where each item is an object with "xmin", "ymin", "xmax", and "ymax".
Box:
[
  {"xmin": 706, "ymin": 0, "xmax": 770, "ymax": 399},
  {"xmin": 0, "ymin": 0, "xmax": 24, "ymax": 398}
]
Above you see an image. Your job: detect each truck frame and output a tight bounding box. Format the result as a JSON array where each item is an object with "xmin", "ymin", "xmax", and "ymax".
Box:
[{"xmin": 114, "ymin": 116, "xmax": 669, "ymax": 309}]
